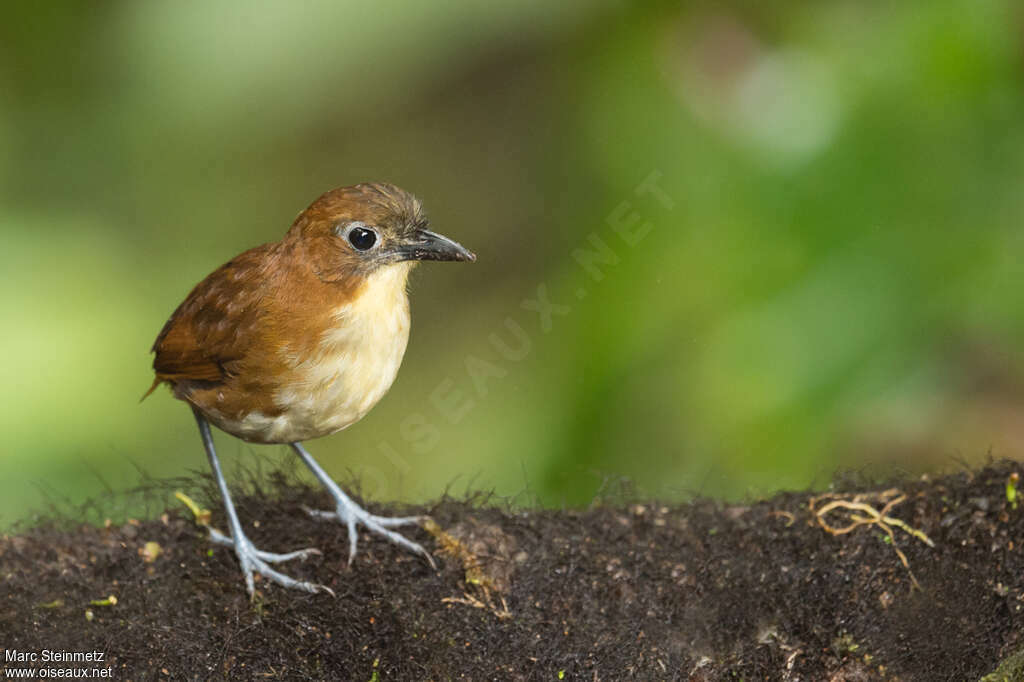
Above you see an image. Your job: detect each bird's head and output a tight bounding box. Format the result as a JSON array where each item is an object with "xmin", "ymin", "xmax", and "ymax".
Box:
[{"xmin": 286, "ymin": 182, "xmax": 475, "ymax": 284}]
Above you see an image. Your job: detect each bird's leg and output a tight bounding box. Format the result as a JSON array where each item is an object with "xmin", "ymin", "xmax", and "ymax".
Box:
[
  {"xmin": 192, "ymin": 408, "xmax": 332, "ymax": 597},
  {"xmin": 290, "ymin": 442, "xmax": 437, "ymax": 569}
]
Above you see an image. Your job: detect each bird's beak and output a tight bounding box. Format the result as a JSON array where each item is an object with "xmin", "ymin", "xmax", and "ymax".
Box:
[{"xmin": 395, "ymin": 229, "xmax": 476, "ymax": 263}]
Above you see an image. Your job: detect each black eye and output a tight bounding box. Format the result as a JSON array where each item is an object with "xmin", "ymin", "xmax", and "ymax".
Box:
[{"xmin": 347, "ymin": 226, "xmax": 378, "ymax": 251}]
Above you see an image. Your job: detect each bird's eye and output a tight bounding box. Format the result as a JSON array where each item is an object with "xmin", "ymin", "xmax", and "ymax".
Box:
[{"xmin": 347, "ymin": 226, "xmax": 378, "ymax": 251}]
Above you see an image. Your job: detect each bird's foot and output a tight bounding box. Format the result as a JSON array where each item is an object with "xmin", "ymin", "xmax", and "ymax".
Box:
[
  {"xmin": 207, "ymin": 526, "xmax": 334, "ymax": 597},
  {"xmin": 302, "ymin": 497, "xmax": 437, "ymax": 570}
]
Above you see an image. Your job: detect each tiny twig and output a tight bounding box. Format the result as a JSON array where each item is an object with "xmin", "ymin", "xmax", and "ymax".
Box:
[
  {"xmin": 809, "ymin": 490, "xmax": 934, "ymax": 590},
  {"xmin": 424, "ymin": 518, "xmax": 513, "ymax": 619},
  {"xmin": 768, "ymin": 510, "xmax": 796, "ymax": 527},
  {"xmin": 442, "ymin": 592, "xmax": 511, "ymax": 619},
  {"xmin": 175, "ymin": 490, "xmax": 212, "ymax": 527}
]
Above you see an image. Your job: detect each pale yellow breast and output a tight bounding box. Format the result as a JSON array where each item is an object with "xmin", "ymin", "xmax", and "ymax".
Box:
[{"xmin": 249, "ymin": 264, "xmax": 413, "ymax": 443}]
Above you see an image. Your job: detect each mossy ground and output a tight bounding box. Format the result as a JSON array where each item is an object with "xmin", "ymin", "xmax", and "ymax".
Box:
[{"xmin": 2, "ymin": 463, "xmax": 1023, "ymax": 680}]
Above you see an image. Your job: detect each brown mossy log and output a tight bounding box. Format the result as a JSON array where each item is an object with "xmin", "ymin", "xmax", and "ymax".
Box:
[{"xmin": 2, "ymin": 463, "xmax": 1023, "ymax": 680}]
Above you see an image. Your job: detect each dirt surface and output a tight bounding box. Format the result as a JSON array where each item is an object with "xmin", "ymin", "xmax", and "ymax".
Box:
[{"xmin": 2, "ymin": 462, "xmax": 1024, "ymax": 681}]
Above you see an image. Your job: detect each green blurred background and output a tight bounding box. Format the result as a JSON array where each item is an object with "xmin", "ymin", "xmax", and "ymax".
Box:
[{"xmin": 2, "ymin": 0, "xmax": 1023, "ymax": 527}]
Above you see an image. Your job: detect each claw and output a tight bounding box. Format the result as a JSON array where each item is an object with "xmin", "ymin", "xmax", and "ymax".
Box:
[
  {"xmin": 300, "ymin": 499, "xmax": 437, "ymax": 571},
  {"xmin": 192, "ymin": 410, "xmax": 334, "ymax": 597},
  {"xmin": 292, "ymin": 442, "xmax": 437, "ymax": 570},
  {"xmin": 206, "ymin": 526, "xmax": 332, "ymax": 595}
]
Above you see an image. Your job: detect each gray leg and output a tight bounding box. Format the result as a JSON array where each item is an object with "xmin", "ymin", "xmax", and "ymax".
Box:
[
  {"xmin": 193, "ymin": 408, "xmax": 333, "ymax": 597},
  {"xmin": 290, "ymin": 442, "xmax": 436, "ymax": 569}
]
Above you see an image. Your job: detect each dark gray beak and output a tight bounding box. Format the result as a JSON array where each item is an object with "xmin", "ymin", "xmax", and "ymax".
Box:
[{"xmin": 397, "ymin": 229, "xmax": 476, "ymax": 263}]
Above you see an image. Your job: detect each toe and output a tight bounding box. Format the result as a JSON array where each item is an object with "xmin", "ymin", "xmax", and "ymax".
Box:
[
  {"xmin": 345, "ymin": 515, "xmax": 359, "ymax": 565},
  {"xmin": 365, "ymin": 513, "xmax": 424, "ymax": 528},
  {"xmin": 253, "ymin": 547, "xmax": 322, "ymax": 564}
]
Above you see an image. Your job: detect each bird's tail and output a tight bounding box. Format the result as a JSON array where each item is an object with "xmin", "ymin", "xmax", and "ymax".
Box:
[{"xmin": 140, "ymin": 377, "xmax": 163, "ymax": 403}]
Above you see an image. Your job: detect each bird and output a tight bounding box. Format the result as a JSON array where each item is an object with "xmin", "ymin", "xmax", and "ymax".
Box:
[{"xmin": 145, "ymin": 182, "xmax": 475, "ymax": 596}]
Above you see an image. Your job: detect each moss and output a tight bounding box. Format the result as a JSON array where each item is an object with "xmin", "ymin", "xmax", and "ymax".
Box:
[
  {"xmin": 1, "ymin": 464, "xmax": 1022, "ymax": 679},
  {"xmin": 981, "ymin": 647, "xmax": 1024, "ymax": 682}
]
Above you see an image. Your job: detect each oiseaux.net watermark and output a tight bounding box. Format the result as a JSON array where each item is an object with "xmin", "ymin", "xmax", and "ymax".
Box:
[
  {"xmin": 360, "ymin": 169, "xmax": 675, "ymax": 493},
  {"xmin": 3, "ymin": 649, "xmax": 112, "ymax": 678}
]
